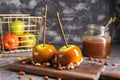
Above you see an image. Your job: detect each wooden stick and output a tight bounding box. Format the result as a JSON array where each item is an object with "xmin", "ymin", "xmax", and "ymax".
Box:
[
  {"xmin": 56, "ymin": 12, "xmax": 68, "ymax": 48},
  {"xmin": 105, "ymin": 17, "xmax": 116, "ymax": 27},
  {"xmin": 43, "ymin": 5, "xmax": 48, "ymax": 47}
]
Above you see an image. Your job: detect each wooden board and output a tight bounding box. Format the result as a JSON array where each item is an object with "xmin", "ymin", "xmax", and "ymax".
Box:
[{"xmin": 8, "ymin": 58, "xmax": 105, "ymax": 80}]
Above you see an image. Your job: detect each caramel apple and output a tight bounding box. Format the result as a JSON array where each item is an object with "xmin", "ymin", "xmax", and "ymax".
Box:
[
  {"xmin": 54, "ymin": 12, "xmax": 83, "ymax": 69},
  {"xmin": 32, "ymin": 5, "xmax": 57, "ymax": 64},
  {"xmin": 32, "ymin": 44, "xmax": 57, "ymax": 63},
  {"xmin": 56, "ymin": 45, "xmax": 83, "ymax": 66}
]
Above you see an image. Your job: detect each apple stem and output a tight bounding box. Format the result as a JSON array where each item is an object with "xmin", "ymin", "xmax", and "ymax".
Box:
[
  {"xmin": 56, "ymin": 12, "xmax": 68, "ymax": 48},
  {"xmin": 43, "ymin": 5, "xmax": 47, "ymax": 47},
  {"xmin": 105, "ymin": 17, "xmax": 116, "ymax": 27}
]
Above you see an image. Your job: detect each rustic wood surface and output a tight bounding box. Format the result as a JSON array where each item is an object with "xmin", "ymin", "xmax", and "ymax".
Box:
[
  {"xmin": 101, "ymin": 72, "xmax": 120, "ymax": 80},
  {"xmin": 8, "ymin": 58, "xmax": 105, "ymax": 80}
]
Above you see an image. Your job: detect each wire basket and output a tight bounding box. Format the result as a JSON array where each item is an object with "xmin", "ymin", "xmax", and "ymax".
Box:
[{"xmin": 0, "ymin": 14, "xmax": 43, "ymax": 53}]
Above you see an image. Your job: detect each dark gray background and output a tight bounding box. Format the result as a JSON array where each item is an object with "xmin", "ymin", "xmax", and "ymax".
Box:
[{"xmin": 0, "ymin": 0, "xmax": 117, "ymax": 44}]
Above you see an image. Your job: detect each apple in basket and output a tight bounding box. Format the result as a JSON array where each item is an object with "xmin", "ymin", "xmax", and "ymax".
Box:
[
  {"xmin": 3, "ymin": 33, "xmax": 19, "ymax": 50},
  {"xmin": 20, "ymin": 33, "xmax": 36, "ymax": 48},
  {"xmin": 10, "ymin": 20, "xmax": 25, "ymax": 36}
]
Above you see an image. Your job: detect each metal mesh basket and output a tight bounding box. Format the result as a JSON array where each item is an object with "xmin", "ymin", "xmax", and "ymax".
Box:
[{"xmin": 0, "ymin": 14, "xmax": 43, "ymax": 53}]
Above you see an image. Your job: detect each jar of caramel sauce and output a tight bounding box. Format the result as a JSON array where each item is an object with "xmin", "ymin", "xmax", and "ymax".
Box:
[{"xmin": 82, "ymin": 24, "xmax": 111, "ymax": 58}]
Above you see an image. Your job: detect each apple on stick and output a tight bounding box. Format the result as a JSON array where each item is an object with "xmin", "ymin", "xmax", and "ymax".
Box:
[
  {"xmin": 57, "ymin": 45, "xmax": 83, "ymax": 66},
  {"xmin": 32, "ymin": 44, "xmax": 56, "ymax": 63},
  {"xmin": 32, "ymin": 5, "xmax": 57, "ymax": 64},
  {"xmin": 55, "ymin": 12, "xmax": 83, "ymax": 68}
]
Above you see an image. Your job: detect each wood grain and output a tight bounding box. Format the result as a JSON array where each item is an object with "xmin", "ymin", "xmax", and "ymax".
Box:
[{"xmin": 101, "ymin": 72, "xmax": 120, "ymax": 80}]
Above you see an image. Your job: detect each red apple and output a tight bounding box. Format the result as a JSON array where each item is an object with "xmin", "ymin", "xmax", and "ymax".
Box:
[{"xmin": 3, "ymin": 33, "xmax": 19, "ymax": 50}]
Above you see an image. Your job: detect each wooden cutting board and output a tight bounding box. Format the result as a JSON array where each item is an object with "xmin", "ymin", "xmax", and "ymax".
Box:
[{"xmin": 8, "ymin": 58, "xmax": 105, "ymax": 80}]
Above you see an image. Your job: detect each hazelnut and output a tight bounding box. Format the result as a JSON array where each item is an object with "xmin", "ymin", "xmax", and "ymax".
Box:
[
  {"xmin": 99, "ymin": 60, "xmax": 104, "ymax": 63},
  {"xmin": 94, "ymin": 58, "xmax": 97, "ymax": 61},
  {"xmin": 44, "ymin": 76, "xmax": 49, "ymax": 80},
  {"xmin": 105, "ymin": 56, "xmax": 109, "ymax": 59},
  {"xmin": 104, "ymin": 62, "xmax": 109, "ymax": 66},
  {"xmin": 58, "ymin": 66, "xmax": 63, "ymax": 70},
  {"xmin": 46, "ymin": 62, "xmax": 50, "ymax": 66},
  {"xmin": 112, "ymin": 63, "xmax": 116, "ymax": 66},
  {"xmin": 19, "ymin": 71, "xmax": 25, "ymax": 75},
  {"xmin": 42, "ymin": 62, "xmax": 50, "ymax": 67},
  {"xmin": 88, "ymin": 56, "xmax": 93, "ymax": 60},
  {"xmin": 53, "ymin": 64, "xmax": 58, "ymax": 68},
  {"xmin": 29, "ymin": 76, "xmax": 35, "ymax": 80},
  {"xmin": 57, "ymin": 77, "xmax": 62, "ymax": 80},
  {"xmin": 67, "ymin": 63, "xmax": 75, "ymax": 69},
  {"xmin": 94, "ymin": 62, "xmax": 98, "ymax": 64},
  {"xmin": 18, "ymin": 75, "xmax": 23, "ymax": 79},
  {"xmin": 35, "ymin": 63, "xmax": 41, "ymax": 66},
  {"xmin": 22, "ymin": 61, "xmax": 26, "ymax": 64}
]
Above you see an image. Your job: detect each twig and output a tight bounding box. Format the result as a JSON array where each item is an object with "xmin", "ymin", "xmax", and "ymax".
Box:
[
  {"xmin": 43, "ymin": 5, "xmax": 48, "ymax": 47},
  {"xmin": 56, "ymin": 12, "xmax": 68, "ymax": 48}
]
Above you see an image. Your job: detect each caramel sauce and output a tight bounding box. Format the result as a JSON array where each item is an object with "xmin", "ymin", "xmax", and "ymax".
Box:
[{"xmin": 83, "ymin": 41, "xmax": 111, "ymax": 58}]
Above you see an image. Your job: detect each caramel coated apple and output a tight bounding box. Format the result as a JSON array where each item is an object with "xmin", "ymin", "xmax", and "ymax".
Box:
[
  {"xmin": 56, "ymin": 45, "xmax": 83, "ymax": 66},
  {"xmin": 32, "ymin": 44, "xmax": 57, "ymax": 63}
]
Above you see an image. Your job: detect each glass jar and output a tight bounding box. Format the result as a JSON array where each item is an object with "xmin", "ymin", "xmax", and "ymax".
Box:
[{"xmin": 82, "ymin": 24, "xmax": 111, "ymax": 58}]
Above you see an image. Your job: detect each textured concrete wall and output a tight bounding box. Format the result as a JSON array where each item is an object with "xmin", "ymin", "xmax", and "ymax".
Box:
[
  {"xmin": 114, "ymin": 0, "xmax": 120, "ymax": 40},
  {"xmin": 0, "ymin": 0, "xmax": 115, "ymax": 44}
]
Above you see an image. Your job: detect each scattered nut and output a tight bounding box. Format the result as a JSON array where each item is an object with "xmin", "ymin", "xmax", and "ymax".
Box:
[
  {"xmin": 88, "ymin": 56, "xmax": 93, "ymax": 60},
  {"xmin": 22, "ymin": 61, "xmax": 26, "ymax": 64},
  {"xmin": 18, "ymin": 75, "xmax": 23, "ymax": 79},
  {"xmin": 67, "ymin": 65, "xmax": 75, "ymax": 70},
  {"xmin": 43, "ymin": 62, "xmax": 50, "ymax": 66},
  {"xmin": 19, "ymin": 71, "xmax": 25, "ymax": 75},
  {"xmin": 35, "ymin": 63, "xmax": 41, "ymax": 66},
  {"xmin": 112, "ymin": 63, "xmax": 116, "ymax": 66},
  {"xmin": 46, "ymin": 62, "xmax": 50, "ymax": 66},
  {"xmin": 58, "ymin": 66, "xmax": 63, "ymax": 70},
  {"xmin": 99, "ymin": 60, "xmax": 104, "ymax": 63},
  {"xmin": 94, "ymin": 62, "xmax": 98, "ymax": 64},
  {"xmin": 105, "ymin": 56, "xmax": 109, "ymax": 59},
  {"xmin": 44, "ymin": 76, "xmax": 49, "ymax": 80},
  {"xmin": 62, "ymin": 66, "xmax": 66, "ymax": 70},
  {"xmin": 67, "ymin": 63, "xmax": 75, "ymax": 69},
  {"xmin": 57, "ymin": 77, "xmax": 62, "ymax": 80},
  {"xmin": 29, "ymin": 76, "xmax": 35, "ymax": 80},
  {"xmin": 53, "ymin": 64, "xmax": 58, "ymax": 68},
  {"xmin": 104, "ymin": 62, "xmax": 109, "ymax": 66},
  {"xmin": 94, "ymin": 58, "xmax": 97, "ymax": 61}
]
